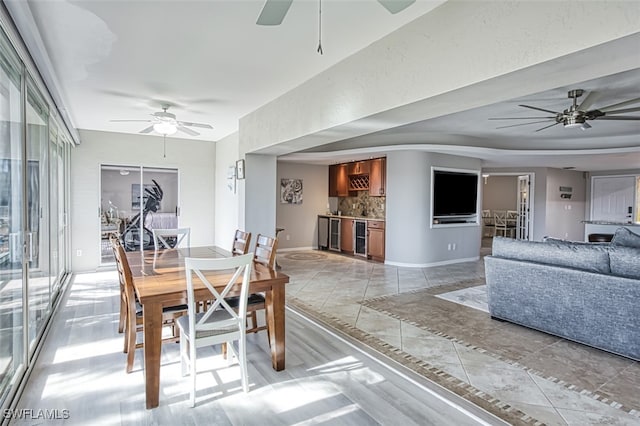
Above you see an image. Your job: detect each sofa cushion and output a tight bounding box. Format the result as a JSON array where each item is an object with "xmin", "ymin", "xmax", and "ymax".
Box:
[
  {"xmin": 492, "ymin": 236, "xmax": 611, "ymax": 274},
  {"xmin": 542, "ymin": 237, "xmax": 608, "ymax": 246},
  {"xmin": 608, "ymin": 246, "xmax": 640, "ymax": 279},
  {"xmin": 611, "ymin": 227, "xmax": 640, "ymax": 248}
]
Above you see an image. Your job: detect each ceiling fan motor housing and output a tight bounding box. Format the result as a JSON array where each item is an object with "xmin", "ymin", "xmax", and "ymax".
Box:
[{"xmin": 154, "ymin": 111, "xmax": 177, "ymax": 122}]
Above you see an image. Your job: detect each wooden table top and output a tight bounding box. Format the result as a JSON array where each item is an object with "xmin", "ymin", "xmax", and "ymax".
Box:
[{"xmin": 126, "ymin": 246, "xmax": 289, "ymax": 304}]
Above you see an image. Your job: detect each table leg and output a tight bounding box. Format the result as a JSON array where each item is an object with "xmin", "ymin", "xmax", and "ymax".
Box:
[
  {"xmin": 266, "ymin": 285, "xmax": 285, "ymax": 371},
  {"xmin": 143, "ymin": 302, "xmax": 163, "ymax": 409}
]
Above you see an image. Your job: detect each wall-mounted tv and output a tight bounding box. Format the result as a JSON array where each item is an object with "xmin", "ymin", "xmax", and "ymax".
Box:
[{"xmin": 433, "ymin": 170, "xmax": 479, "ymax": 217}]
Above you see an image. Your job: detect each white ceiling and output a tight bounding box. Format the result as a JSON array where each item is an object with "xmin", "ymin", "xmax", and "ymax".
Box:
[
  {"xmin": 15, "ymin": 0, "xmax": 444, "ymax": 139},
  {"xmin": 9, "ymin": 0, "xmax": 640, "ymax": 171}
]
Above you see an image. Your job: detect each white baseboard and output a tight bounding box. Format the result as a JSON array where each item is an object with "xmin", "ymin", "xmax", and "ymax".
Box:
[
  {"xmin": 385, "ymin": 256, "xmax": 480, "ymax": 268},
  {"xmin": 277, "ymin": 246, "xmax": 316, "ymax": 252}
]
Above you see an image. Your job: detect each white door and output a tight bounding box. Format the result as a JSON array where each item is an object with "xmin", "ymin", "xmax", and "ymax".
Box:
[
  {"xmin": 516, "ymin": 175, "xmax": 531, "ymax": 240},
  {"xmin": 591, "ymin": 176, "xmax": 635, "ymax": 222}
]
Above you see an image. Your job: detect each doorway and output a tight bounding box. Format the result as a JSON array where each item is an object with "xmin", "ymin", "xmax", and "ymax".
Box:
[
  {"xmin": 481, "ymin": 172, "xmax": 534, "ymax": 246},
  {"xmin": 100, "ymin": 165, "xmax": 179, "ymax": 264}
]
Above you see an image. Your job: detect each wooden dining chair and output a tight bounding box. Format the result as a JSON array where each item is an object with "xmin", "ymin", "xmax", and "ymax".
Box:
[
  {"xmin": 231, "ymin": 229, "xmax": 252, "ymax": 255},
  {"xmin": 223, "ymin": 233, "xmax": 278, "ymax": 361},
  {"xmin": 109, "ymin": 234, "xmax": 127, "ymax": 334},
  {"xmin": 152, "ymin": 227, "xmax": 191, "ymax": 251},
  {"xmin": 177, "ymin": 253, "xmax": 254, "ymax": 407},
  {"xmin": 112, "ymin": 237, "xmax": 187, "ymax": 373}
]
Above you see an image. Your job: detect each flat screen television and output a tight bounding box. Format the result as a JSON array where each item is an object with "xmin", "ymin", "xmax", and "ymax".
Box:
[{"xmin": 433, "ymin": 170, "xmax": 478, "ymax": 217}]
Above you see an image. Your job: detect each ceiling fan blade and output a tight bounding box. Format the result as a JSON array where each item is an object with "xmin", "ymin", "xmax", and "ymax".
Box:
[
  {"xmin": 495, "ymin": 120, "xmax": 555, "ymax": 129},
  {"xmin": 179, "ymin": 121, "xmax": 213, "ymax": 129},
  {"xmin": 601, "ymin": 106, "xmax": 640, "ymax": 115},
  {"xmin": 377, "ymin": 0, "xmax": 416, "ymax": 14},
  {"xmin": 489, "ymin": 116, "xmax": 556, "ymax": 120},
  {"xmin": 110, "ymin": 119, "xmax": 153, "ymax": 122},
  {"xmin": 595, "ymin": 116, "xmax": 640, "ymax": 121},
  {"xmin": 256, "ymin": 0, "xmax": 293, "ymax": 25},
  {"xmin": 598, "ymin": 97, "xmax": 640, "ymax": 112},
  {"xmin": 139, "ymin": 125, "xmax": 154, "ymax": 134},
  {"xmin": 535, "ymin": 122, "xmax": 561, "ymax": 132},
  {"xmin": 577, "ymin": 91, "xmax": 599, "ymax": 111},
  {"xmin": 177, "ymin": 126, "xmax": 200, "ymax": 136},
  {"xmin": 518, "ymin": 104, "xmax": 561, "ymax": 115}
]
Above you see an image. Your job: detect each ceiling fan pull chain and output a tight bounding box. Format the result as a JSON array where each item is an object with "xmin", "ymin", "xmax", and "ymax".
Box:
[
  {"xmin": 317, "ymin": 0, "xmax": 323, "ymax": 55},
  {"xmin": 163, "ymin": 134, "xmax": 166, "ymax": 158}
]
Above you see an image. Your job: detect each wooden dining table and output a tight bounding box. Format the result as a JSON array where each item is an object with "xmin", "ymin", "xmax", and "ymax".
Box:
[{"xmin": 126, "ymin": 246, "xmax": 290, "ymax": 409}]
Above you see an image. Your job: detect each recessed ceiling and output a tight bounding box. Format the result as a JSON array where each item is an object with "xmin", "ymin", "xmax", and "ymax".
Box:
[{"xmin": 279, "ymin": 68, "xmax": 640, "ymax": 171}]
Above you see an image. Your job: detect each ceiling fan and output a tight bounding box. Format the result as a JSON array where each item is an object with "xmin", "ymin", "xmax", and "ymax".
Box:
[
  {"xmin": 256, "ymin": 0, "xmax": 415, "ymax": 25},
  {"xmin": 489, "ymin": 89, "xmax": 640, "ymax": 132},
  {"xmin": 110, "ymin": 105, "xmax": 213, "ymax": 136}
]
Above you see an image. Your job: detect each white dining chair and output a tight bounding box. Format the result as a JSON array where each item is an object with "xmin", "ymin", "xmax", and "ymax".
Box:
[
  {"xmin": 152, "ymin": 227, "xmax": 191, "ymax": 250},
  {"xmin": 176, "ymin": 253, "xmax": 253, "ymax": 407}
]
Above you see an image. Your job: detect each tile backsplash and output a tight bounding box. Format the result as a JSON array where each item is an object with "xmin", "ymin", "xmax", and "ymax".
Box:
[{"xmin": 338, "ymin": 192, "xmax": 386, "ymax": 219}]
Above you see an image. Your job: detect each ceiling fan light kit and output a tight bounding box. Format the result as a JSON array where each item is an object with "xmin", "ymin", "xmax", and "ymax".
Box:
[
  {"xmin": 153, "ymin": 121, "xmax": 177, "ymax": 135},
  {"xmin": 491, "ymin": 88, "xmax": 640, "ymax": 132},
  {"xmin": 110, "ymin": 105, "xmax": 212, "ymax": 137}
]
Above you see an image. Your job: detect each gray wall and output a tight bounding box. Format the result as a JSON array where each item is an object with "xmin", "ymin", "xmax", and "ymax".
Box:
[
  {"xmin": 244, "ymin": 154, "xmax": 277, "ymax": 241},
  {"xmin": 386, "ymin": 151, "xmax": 482, "ymax": 266},
  {"xmin": 276, "ymin": 162, "xmax": 327, "ymax": 249}
]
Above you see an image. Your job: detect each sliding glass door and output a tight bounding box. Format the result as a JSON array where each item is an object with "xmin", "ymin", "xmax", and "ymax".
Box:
[
  {"xmin": 25, "ymin": 80, "xmax": 51, "ymax": 351},
  {"xmin": 0, "ymin": 27, "xmax": 25, "ymax": 407},
  {"xmin": 100, "ymin": 166, "xmax": 178, "ymax": 263},
  {"xmin": 0, "ymin": 24, "xmax": 71, "ymax": 410}
]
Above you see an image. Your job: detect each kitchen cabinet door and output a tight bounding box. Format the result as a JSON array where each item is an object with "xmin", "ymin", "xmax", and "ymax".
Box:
[
  {"xmin": 329, "ymin": 164, "xmax": 350, "ymax": 197},
  {"xmin": 328, "ymin": 164, "xmax": 338, "ymax": 197},
  {"xmin": 341, "ymin": 219, "xmax": 354, "ymax": 253},
  {"xmin": 336, "ymin": 164, "xmax": 349, "ymax": 196},
  {"xmin": 369, "ymin": 157, "xmax": 386, "ymax": 196},
  {"xmin": 367, "ymin": 221, "xmax": 385, "ymax": 261},
  {"xmin": 349, "ymin": 161, "xmax": 370, "ymax": 175}
]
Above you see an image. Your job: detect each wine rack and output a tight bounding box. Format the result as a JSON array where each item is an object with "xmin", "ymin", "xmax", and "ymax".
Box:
[{"xmin": 349, "ymin": 175, "xmax": 369, "ymax": 191}]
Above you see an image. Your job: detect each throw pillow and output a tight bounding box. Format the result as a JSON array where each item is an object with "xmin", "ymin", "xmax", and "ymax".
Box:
[
  {"xmin": 611, "ymin": 227, "xmax": 640, "ymax": 248},
  {"xmin": 608, "ymin": 246, "xmax": 640, "ymax": 279}
]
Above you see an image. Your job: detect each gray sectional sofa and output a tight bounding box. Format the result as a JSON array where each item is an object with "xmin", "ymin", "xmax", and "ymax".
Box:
[{"xmin": 484, "ymin": 227, "xmax": 640, "ymax": 361}]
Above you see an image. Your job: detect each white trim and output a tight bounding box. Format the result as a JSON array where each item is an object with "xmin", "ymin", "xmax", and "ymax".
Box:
[
  {"xmin": 277, "ymin": 246, "xmax": 315, "ymax": 252},
  {"xmin": 385, "ymin": 256, "xmax": 480, "ymax": 268}
]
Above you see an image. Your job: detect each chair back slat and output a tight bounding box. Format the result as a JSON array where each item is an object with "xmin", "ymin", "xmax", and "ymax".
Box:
[
  {"xmin": 153, "ymin": 228, "xmax": 191, "ymax": 250},
  {"xmin": 253, "ymin": 234, "xmax": 278, "ymax": 269}
]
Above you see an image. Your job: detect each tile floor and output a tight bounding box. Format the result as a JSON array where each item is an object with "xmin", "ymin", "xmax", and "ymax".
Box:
[{"xmin": 278, "ymin": 246, "xmax": 640, "ymax": 426}]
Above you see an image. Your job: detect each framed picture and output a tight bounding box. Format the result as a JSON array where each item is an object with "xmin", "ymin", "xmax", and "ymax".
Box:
[
  {"xmin": 280, "ymin": 178, "xmax": 303, "ymax": 204},
  {"xmin": 236, "ymin": 159, "xmax": 245, "ymax": 179}
]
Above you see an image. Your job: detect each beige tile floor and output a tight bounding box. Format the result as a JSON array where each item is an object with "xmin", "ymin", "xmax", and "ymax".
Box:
[{"xmin": 278, "ymin": 247, "xmax": 640, "ymax": 426}]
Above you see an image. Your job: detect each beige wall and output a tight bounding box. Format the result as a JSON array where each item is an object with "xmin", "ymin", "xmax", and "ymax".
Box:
[
  {"xmin": 276, "ymin": 162, "xmax": 328, "ymax": 249},
  {"xmin": 482, "ymin": 175, "xmax": 518, "ymax": 211}
]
